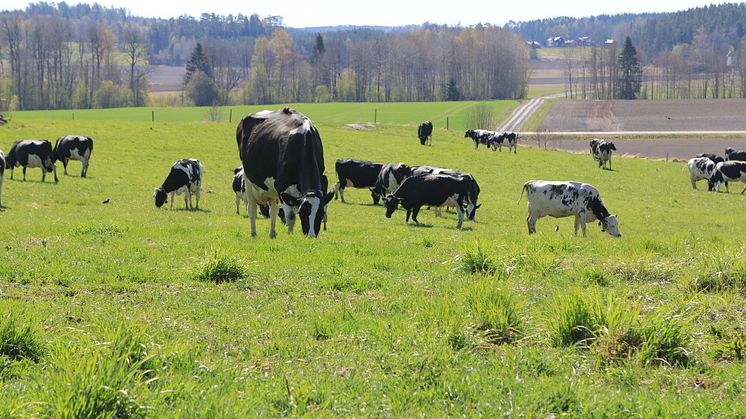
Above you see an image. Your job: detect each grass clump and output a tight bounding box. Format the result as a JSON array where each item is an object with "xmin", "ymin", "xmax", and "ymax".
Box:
[
  {"xmin": 690, "ymin": 257, "xmax": 746, "ymax": 294},
  {"xmin": 0, "ymin": 314, "xmax": 44, "ymax": 362},
  {"xmin": 466, "ymin": 280, "xmax": 523, "ymax": 344},
  {"xmin": 548, "ymin": 292, "xmax": 599, "ymax": 348},
  {"xmin": 194, "ymin": 251, "xmax": 247, "ymax": 284},
  {"xmin": 638, "ymin": 318, "xmax": 691, "ymax": 367},
  {"xmin": 459, "ymin": 243, "xmax": 498, "ymax": 277}
]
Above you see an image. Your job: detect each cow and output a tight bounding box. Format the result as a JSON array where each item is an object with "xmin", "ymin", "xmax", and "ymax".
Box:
[
  {"xmin": 384, "ymin": 173, "xmax": 472, "ymax": 229},
  {"xmin": 0, "ymin": 150, "xmax": 6, "ymax": 208},
  {"xmin": 233, "ymin": 166, "xmax": 249, "ymax": 214},
  {"xmin": 590, "ymin": 139, "xmax": 616, "ymax": 170},
  {"xmin": 54, "ymin": 135, "xmax": 93, "ymax": 177},
  {"xmin": 464, "ymin": 129, "xmax": 497, "ymax": 149},
  {"xmin": 418, "ymin": 121, "xmax": 433, "ymax": 146},
  {"xmin": 5, "ymin": 140, "xmax": 58, "ymax": 183},
  {"xmin": 491, "ymin": 132, "xmax": 518, "ymax": 153},
  {"xmin": 708, "ymin": 161, "xmax": 746, "ymax": 193},
  {"xmin": 333, "ymin": 158, "xmax": 383, "ymax": 204},
  {"xmin": 154, "ymin": 159, "xmax": 203, "ymax": 210},
  {"xmin": 687, "ymin": 157, "xmax": 717, "ymax": 190},
  {"xmin": 370, "ymin": 162, "xmax": 411, "ymax": 199},
  {"xmin": 237, "ymin": 107, "xmax": 333, "ymax": 238},
  {"xmin": 695, "ymin": 153, "xmax": 725, "ymax": 164},
  {"xmin": 518, "ymin": 180, "xmax": 622, "ymax": 237},
  {"xmin": 724, "ymin": 147, "xmax": 746, "ymax": 162},
  {"xmin": 411, "ymin": 165, "xmax": 481, "ymax": 220}
]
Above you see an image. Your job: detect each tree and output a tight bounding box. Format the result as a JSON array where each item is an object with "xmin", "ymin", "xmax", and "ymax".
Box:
[
  {"xmin": 123, "ymin": 24, "xmax": 149, "ymax": 106},
  {"xmin": 185, "ymin": 70, "xmax": 219, "ymax": 106},
  {"xmin": 616, "ymin": 36, "xmax": 642, "ymax": 99},
  {"xmin": 446, "ymin": 78, "xmax": 460, "ymax": 101},
  {"xmin": 185, "ymin": 43, "xmax": 211, "ymax": 84}
]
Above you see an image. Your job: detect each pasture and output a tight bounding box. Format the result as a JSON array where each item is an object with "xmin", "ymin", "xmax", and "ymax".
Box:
[{"xmin": 1, "ymin": 102, "xmax": 746, "ymax": 416}]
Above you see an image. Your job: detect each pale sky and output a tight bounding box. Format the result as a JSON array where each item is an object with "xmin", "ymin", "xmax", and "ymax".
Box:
[{"xmin": 0, "ymin": 0, "xmax": 733, "ymax": 27}]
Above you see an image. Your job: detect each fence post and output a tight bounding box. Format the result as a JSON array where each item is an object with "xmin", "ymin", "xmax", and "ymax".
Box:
[
  {"xmin": 374, "ymin": 108, "xmax": 377, "ymax": 124},
  {"xmin": 446, "ymin": 117, "xmax": 449, "ymax": 131},
  {"xmin": 72, "ymin": 112, "xmax": 75, "ymax": 121},
  {"xmin": 229, "ymin": 109, "xmax": 233, "ymax": 123}
]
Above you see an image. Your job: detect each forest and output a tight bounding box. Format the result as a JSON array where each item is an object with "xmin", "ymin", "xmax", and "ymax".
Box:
[{"xmin": 1, "ymin": 2, "xmax": 746, "ymax": 110}]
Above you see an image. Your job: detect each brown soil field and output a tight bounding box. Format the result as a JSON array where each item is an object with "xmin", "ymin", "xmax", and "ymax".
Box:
[
  {"xmin": 541, "ymin": 99, "xmax": 746, "ymax": 132},
  {"xmin": 524, "ymin": 136, "xmax": 746, "ymax": 160}
]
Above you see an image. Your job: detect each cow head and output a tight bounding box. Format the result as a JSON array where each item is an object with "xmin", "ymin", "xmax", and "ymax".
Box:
[
  {"xmin": 725, "ymin": 147, "xmax": 735, "ymax": 156},
  {"xmin": 154, "ymin": 187, "xmax": 168, "ymax": 208},
  {"xmin": 464, "ymin": 130, "xmax": 472, "ymax": 138},
  {"xmin": 607, "ymin": 142, "xmax": 617, "ymax": 151},
  {"xmin": 466, "ymin": 202, "xmax": 481, "ymax": 221},
  {"xmin": 281, "ymin": 190, "xmax": 333, "ymax": 238},
  {"xmin": 384, "ymin": 195, "xmax": 399, "ymax": 218},
  {"xmin": 707, "ymin": 170, "xmax": 724, "ymax": 191},
  {"xmin": 599, "ymin": 215, "xmax": 622, "ymax": 237}
]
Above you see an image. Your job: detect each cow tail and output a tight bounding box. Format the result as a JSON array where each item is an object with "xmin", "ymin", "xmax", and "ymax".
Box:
[{"xmin": 517, "ymin": 182, "xmax": 530, "ymax": 204}]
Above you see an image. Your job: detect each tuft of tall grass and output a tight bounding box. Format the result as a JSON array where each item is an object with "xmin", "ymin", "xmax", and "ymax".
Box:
[
  {"xmin": 638, "ymin": 318, "xmax": 691, "ymax": 367},
  {"xmin": 690, "ymin": 257, "xmax": 746, "ymax": 294},
  {"xmin": 194, "ymin": 251, "xmax": 247, "ymax": 284},
  {"xmin": 466, "ymin": 280, "xmax": 523, "ymax": 344},
  {"xmin": 548, "ymin": 292, "xmax": 598, "ymax": 348},
  {"xmin": 459, "ymin": 243, "xmax": 498, "ymax": 277},
  {"xmin": 0, "ymin": 314, "xmax": 44, "ymax": 362}
]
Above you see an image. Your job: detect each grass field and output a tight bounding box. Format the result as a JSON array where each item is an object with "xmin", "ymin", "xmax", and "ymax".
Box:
[{"xmin": 1, "ymin": 102, "xmax": 746, "ymax": 416}]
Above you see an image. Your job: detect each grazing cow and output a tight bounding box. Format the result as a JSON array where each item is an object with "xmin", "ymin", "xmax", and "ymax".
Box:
[
  {"xmin": 6, "ymin": 140, "xmax": 58, "ymax": 183},
  {"xmin": 418, "ymin": 121, "xmax": 433, "ymax": 146},
  {"xmin": 233, "ymin": 167, "xmax": 249, "ymax": 214},
  {"xmin": 0, "ymin": 114, "xmax": 6, "ymax": 126},
  {"xmin": 411, "ymin": 165, "xmax": 481, "ymax": 220},
  {"xmin": 687, "ymin": 157, "xmax": 717, "ymax": 190},
  {"xmin": 384, "ymin": 173, "xmax": 472, "ymax": 229},
  {"xmin": 237, "ymin": 107, "xmax": 333, "ymax": 238},
  {"xmin": 154, "ymin": 159, "xmax": 203, "ymax": 210},
  {"xmin": 54, "ymin": 135, "xmax": 93, "ymax": 177},
  {"xmin": 590, "ymin": 139, "xmax": 616, "ymax": 170},
  {"xmin": 708, "ymin": 161, "xmax": 746, "ymax": 193},
  {"xmin": 371, "ymin": 162, "xmax": 411, "ymax": 199},
  {"xmin": 725, "ymin": 147, "xmax": 746, "ymax": 162},
  {"xmin": 0, "ymin": 150, "xmax": 6, "ymax": 207},
  {"xmin": 464, "ymin": 129, "xmax": 497, "ymax": 149},
  {"xmin": 333, "ymin": 158, "xmax": 383, "ymax": 204},
  {"xmin": 518, "ymin": 180, "xmax": 622, "ymax": 237},
  {"xmin": 695, "ymin": 153, "xmax": 725, "ymax": 164},
  {"xmin": 491, "ymin": 132, "xmax": 518, "ymax": 153}
]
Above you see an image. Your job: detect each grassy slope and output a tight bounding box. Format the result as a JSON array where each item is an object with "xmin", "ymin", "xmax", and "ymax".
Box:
[{"xmin": 1, "ymin": 103, "xmax": 745, "ymax": 416}]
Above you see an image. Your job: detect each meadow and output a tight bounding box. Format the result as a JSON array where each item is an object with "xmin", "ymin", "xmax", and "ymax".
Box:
[{"xmin": 1, "ymin": 101, "xmax": 746, "ymax": 416}]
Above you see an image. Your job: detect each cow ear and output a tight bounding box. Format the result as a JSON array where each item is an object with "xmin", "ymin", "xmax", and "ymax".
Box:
[
  {"xmin": 280, "ymin": 192, "xmax": 301, "ymax": 206},
  {"xmin": 323, "ymin": 191, "xmax": 334, "ymax": 205}
]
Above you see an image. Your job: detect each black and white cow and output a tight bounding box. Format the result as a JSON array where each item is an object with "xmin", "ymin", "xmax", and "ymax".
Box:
[
  {"xmin": 54, "ymin": 135, "xmax": 93, "ymax": 177},
  {"xmin": 725, "ymin": 147, "xmax": 746, "ymax": 162},
  {"xmin": 237, "ymin": 107, "xmax": 333, "ymax": 238},
  {"xmin": 418, "ymin": 121, "xmax": 433, "ymax": 146},
  {"xmin": 708, "ymin": 161, "xmax": 746, "ymax": 193},
  {"xmin": 411, "ymin": 165, "xmax": 481, "ymax": 220},
  {"xmin": 590, "ymin": 139, "xmax": 616, "ymax": 170},
  {"xmin": 233, "ymin": 166, "xmax": 248, "ymax": 214},
  {"xmin": 491, "ymin": 132, "xmax": 518, "ymax": 153},
  {"xmin": 333, "ymin": 158, "xmax": 383, "ymax": 204},
  {"xmin": 518, "ymin": 180, "xmax": 622, "ymax": 237},
  {"xmin": 695, "ymin": 153, "xmax": 725, "ymax": 164},
  {"xmin": 154, "ymin": 159, "xmax": 203, "ymax": 210},
  {"xmin": 6, "ymin": 140, "xmax": 58, "ymax": 183},
  {"xmin": 384, "ymin": 173, "xmax": 472, "ymax": 229},
  {"xmin": 687, "ymin": 157, "xmax": 717, "ymax": 190},
  {"xmin": 0, "ymin": 150, "xmax": 6, "ymax": 208},
  {"xmin": 464, "ymin": 129, "xmax": 497, "ymax": 149},
  {"xmin": 371, "ymin": 162, "xmax": 411, "ymax": 199}
]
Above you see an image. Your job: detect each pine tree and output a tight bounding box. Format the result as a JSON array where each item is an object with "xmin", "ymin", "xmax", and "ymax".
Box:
[
  {"xmin": 185, "ymin": 43, "xmax": 211, "ymax": 84},
  {"xmin": 616, "ymin": 36, "xmax": 642, "ymax": 99},
  {"xmin": 446, "ymin": 78, "xmax": 460, "ymax": 101},
  {"xmin": 312, "ymin": 33, "xmax": 325, "ymax": 64}
]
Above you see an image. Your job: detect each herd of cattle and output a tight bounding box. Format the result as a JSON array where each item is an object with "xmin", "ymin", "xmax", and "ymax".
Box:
[{"xmin": 2, "ymin": 107, "xmax": 745, "ymax": 239}]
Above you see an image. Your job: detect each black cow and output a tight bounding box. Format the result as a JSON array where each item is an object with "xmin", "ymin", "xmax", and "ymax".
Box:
[
  {"xmin": 154, "ymin": 159, "xmax": 203, "ymax": 210},
  {"xmin": 411, "ymin": 166, "xmax": 481, "ymax": 220},
  {"xmin": 54, "ymin": 135, "xmax": 93, "ymax": 177},
  {"xmin": 0, "ymin": 150, "xmax": 6, "ymax": 207},
  {"xmin": 384, "ymin": 173, "xmax": 472, "ymax": 229},
  {"xmin": 696, "ymin": 153, "xmax": 725, "ymax": 164},
  {"xmin": 708, "ymin": 161, "xmax": 746, "ymax": 193},
  {"xmin": 371, "ymin": 162, "xmax": 411, "ymax": 199},
  {"xmin": 464, "ymin": 129, "xmax": 497, "ymax": 149},
  {"xmin": 233, "ymin": 166, "xmax": 248, "ymax": 214},
  {"xmin": 236, "ymin": 107, "xmax": 333, "ymax": 238},
  {"xmin": 418, "ymin": 121, "xmax": 433, "ymax": 146},
  {"xmin": 6, "ymin": 140, "xmax": 58, "ymax": 183},
  {"xmin": 725, "ymin": 147, "xmax": 746, "ymax": 162},
  {"xmin": 333, "ymin": 158, "xmax": 383, "ymax": 204}
]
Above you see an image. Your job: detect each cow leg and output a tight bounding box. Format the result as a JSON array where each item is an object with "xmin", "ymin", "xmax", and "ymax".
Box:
[
  {"xmin": 10, "ymin": 168, "xmax": 13, "ymax": 180},
  {"xmin": 726, "ymin": 181, "xmax": 730, "ymax": 193},
  {"xmin": 527, "ymin": 215, "xmax": 537, "ymax": 234},
  {"xmin": 691, "ymin": 176, "xmax": 697, "ymax": 189},
  {"xmin": 333, "ymin": 182, "xmax": 340, "ymax": 201},
  {"xmin": 170, "ymin": 192, "xmax": 175, "ymax": 209},
  {"xmin": 53, "ymin": 165, "xmax": 58, "ymax": 183},
  {"xmin": 23, "ymin": 167, "xmax": 27, "ymax": 181},
  {"xmin": 285, "ymin": 207, "xmax": 296, "ymax": 233},
  {"xmin": 574, "ymin": 216, "xmax": 580, "ymax": 236},
  {"xmin": 339, "ymin": 186, "xmax": 346, "ymax": 203},
  {"xmin": 405, "ymin": 209, "xmax": 412, "ymax": 223},
  {"xmin": 235, "ymin": 194, "xmax": 241, "ymax": 214},
  {"xmin": 455, "ymin": 205, "xmax": 464, "ymax": 229},
  {"xmin": 411, "ymin": 206, "xmax": 421, "ymax": 224},
  {"xmin": 268, "ymin": 201, "xmax": 279, "ymax": 239},
  {"xmin": 741, "ymin": 183, "xmax": 746, "ymax": 194},
  {"xmin": 81, "ymin": 159, "xmax": 87, "ymax": 177},
  {"xmin": 195, "ymin": 187, "xmax": 200, "ymax": 210},
  {"xmin": 184, "ymin": 190, "xmax": 191, "ymax": 210},
  {"xmin": 62, "ymin": 159, "xmax": 68, "ymax": 175},
  {"xmin": 434, "ymin": 207, "xmax": 442, "ymax": 217}
]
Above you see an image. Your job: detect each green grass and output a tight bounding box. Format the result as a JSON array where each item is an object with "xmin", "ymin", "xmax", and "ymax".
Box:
[{"xmin": 1, "ymin": 102, "xmax": 746, "ymax": 415}]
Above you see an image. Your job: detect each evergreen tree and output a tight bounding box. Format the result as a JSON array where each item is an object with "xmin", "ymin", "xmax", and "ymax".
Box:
[
  {"xmin": 185, "ymin": 43, "xmax": 211, "ymax": 84},
  {"xmin": 312, "ymin": 33, "xmax": 325, "ymax": 63},
  {"xmin": 446, "ymin": 78, "xmax": 460, "ymax": 101},
  {"xmin": 616, "ymin": 36, "xmax": 642, "ymax": 99}
]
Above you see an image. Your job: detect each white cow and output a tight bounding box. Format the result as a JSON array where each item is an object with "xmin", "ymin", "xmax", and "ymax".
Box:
[
  {"xmin": 518, "ymin": 180, "xmax": 622, "ymax": 237},
  {"xmin": 687, "ymin": 157, "xmax": 716, "ymax": 190}
]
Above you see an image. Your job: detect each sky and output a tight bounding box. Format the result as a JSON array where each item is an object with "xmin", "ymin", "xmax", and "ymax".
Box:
[{"xmin": 0, "ymin": 0, "xmax": 733, "ymax": 27}]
